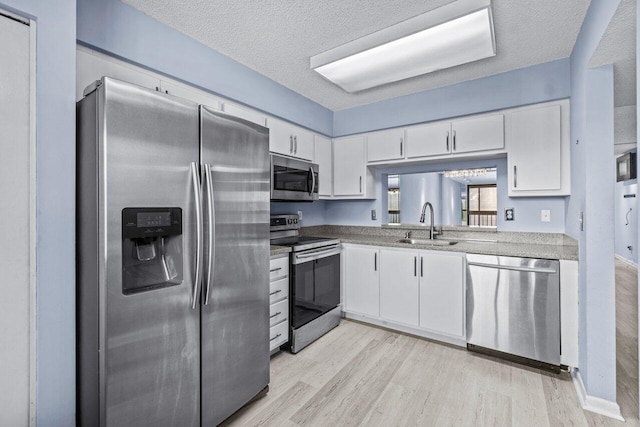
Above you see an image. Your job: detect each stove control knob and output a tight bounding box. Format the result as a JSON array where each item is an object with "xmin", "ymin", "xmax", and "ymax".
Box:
[
  {"xmin": 287, "ymin": 219, "xmax": 292, "ymax": 224},
  {"xmin": 294, "ymin": 219, "xmax": 298, "ymax": 224}
]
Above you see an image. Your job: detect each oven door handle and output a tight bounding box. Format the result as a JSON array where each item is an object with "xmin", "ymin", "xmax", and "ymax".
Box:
[{"xmin": 293, "ymin": 245, "xmax": 341, "ymax": 264}]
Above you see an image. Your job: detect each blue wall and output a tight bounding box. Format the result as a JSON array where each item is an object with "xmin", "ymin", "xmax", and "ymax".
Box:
[
  {"xmin": 0, "ymin": 0, "xmax": 77, "ymax": 424},
  {"xmin": 568, "ymin": 0, "xmax": 622, "ymax": 404},
  {"xmin": 315, "ymin": 158, "xmax": 568, "ymax": 232},
  {"xmin": 334, "ymin": 58, "xmax": 571, "ymax": 136},
  {"xmin": 77, "ymin": 0, "xmax": 333, "ymax": 136},
  {"xmin": 566, "ymin": 0, "xmax": 620, "ymax": 402}
]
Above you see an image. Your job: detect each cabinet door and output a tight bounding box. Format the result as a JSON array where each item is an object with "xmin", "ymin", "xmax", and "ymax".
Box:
[
  {"xmin": 266, "ymin": 117, "xmax": 294, "ymax": 157},
  {"xmin": 451, "ymin": 114, "xmax": 504, "ymax": 153},
  {"xmin": 221, "ymin": 102, "xmax": 266, "ymax": 126},
  {"xmin": 333, "ymin": 136, "xmax": 366, "ymax": 196},
  {"xmin": 314, "ymin": 135, "xmax": 332, "ymax": 196},
  {"xmin": 161, "ymin": 80, "xmax": 221, "ymax": 110},
  {"xmin": 367, "ymin": 128, "xmax": 405, "ymax": 162},
  {"xmin": 293, "ymin": 127, "xmax": 314, "ymax": 161},
  {"xmin": 509, "ymin": 104, "xmax": 562, "ymax": 192},
  {"xmin": 405, "ymin": 121, "xmax": 452, "ymax": 158},
  {"xmin": 419, "ymin": 252, "xmax": 464, "ymax": 337},
  {"xmin": 344, "ymin": 246, "xmax": 380, "ymax": 317},
  {"xmin": 380, "ymin": 249, "xmax": 419, "ymax": 326}
]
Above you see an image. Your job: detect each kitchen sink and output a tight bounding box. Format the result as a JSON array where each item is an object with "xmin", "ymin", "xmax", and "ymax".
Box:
[{"xmin": 397, "ymin": 238, "xmax": 458, "ymax": 246}]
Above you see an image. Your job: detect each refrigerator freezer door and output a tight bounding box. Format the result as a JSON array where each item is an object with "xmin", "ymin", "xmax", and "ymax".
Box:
[
  {"xmin": 94, "ymin": 78, "xmax": 200, "ymax": 426},
  {"xmin": 199, "ymin": 106, "xmax": 270, "ymax": 426}
]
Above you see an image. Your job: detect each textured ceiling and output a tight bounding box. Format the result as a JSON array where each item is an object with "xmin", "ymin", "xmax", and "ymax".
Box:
[
  {"xmin": 123, "ymin": 0, "xmax": 591, "ymax": 111},
  {"xmin": 589, "ymin": 0, "xmax": 636, "ymax": 107}
]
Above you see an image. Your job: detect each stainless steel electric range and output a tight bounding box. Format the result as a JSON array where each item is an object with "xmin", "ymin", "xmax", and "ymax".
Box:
[{"xmin": 270, "ymin": 214, "xmax": 341, "ymax": 353}]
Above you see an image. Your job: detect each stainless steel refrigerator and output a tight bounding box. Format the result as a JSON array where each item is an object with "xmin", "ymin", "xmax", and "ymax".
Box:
[{"xmin": 77, "ymin": 77, "xmax": 270, "ymax": 426}]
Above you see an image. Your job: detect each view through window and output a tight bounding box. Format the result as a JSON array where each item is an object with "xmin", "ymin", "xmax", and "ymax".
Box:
[{"xmin": 467, "ymin": 184, "xmax": 497, "ymax": 227}]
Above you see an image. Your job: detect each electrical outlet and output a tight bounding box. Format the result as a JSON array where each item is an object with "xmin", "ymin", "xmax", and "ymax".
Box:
[
  {"xmin": 504, "ymin": 208, "xmax": 515, "ymax": 221},
  {"xmin": 371, "ymin": 209, "xmax": 377, "ymax": 220},
  {"xmin": 297, "ymin": 210, "xmax": 303, "ymax": 220},
  {"xmin": 541, "ymin": 210, "xmax": 551, "ymax": 222}
]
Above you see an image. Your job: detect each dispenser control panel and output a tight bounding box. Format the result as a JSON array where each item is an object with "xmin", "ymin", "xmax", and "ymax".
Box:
[{"xmin": 122, "ymin": 207, "xmax": 182, "ymax": 239}]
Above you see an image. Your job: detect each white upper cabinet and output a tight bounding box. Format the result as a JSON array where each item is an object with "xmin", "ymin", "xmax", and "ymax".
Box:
[
  {"xmin": 450, "ymin": 114, "xmax": 504, "ymax": 154},
  {"xmin": 366, "ymin": 113, "xmax": 505, "ymax": 165},
  {"xmin": 419, "ymin": 251, "xmax": 465, "ymax": 338},
  {"xmin": 266, "ymin": 116, "xmax": 314, "ymax": 161},
  {"xmin": 221, "ymin": 102, "xmax": 266, "ymax": 126},
  {"xmin": 508, "ymin": 102, "xmax": 570, "ymax": 196},
  {"xmin": 294, "ymin": 128, "xmax": 315, "ymax": 161},
  {"xmin": 160, "ymin": 80, "xmax": 221, "ymax": 110},
  {"xmin": 333, "ymin": 135, "xmax": 375, "ymax": 198},
  {"xmin": 380, "ymin": 249, "xmax": 419, "ymax": 327},
  {"xmin": 405, "ymin": 121, "xmax": 452, "ymax": 158},
  {"xmin": 367, "ymin": 128, "xmax": 405, "ymax": 162},
  {"xmin": 314, "ymin": 135, "xmax": 333, "ymax": 197}
]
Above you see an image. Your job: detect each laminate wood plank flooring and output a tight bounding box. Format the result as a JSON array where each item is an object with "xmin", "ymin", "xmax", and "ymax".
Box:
[
  {"xmin": 616, "ymin": 259, "xmax": 638, "ymax": 426},
  {"xmin": 222, "ymin": 260, "xmax": 638, "ymax": 427}
]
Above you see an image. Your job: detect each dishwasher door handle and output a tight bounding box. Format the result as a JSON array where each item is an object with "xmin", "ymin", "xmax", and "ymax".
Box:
[{"xmin": 468, "ymin": 261, "xmax": 557, "ymax": 274}]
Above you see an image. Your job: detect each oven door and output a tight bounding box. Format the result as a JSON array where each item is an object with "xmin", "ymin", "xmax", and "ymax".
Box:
[
  {"xmin": 291, "ymin": 245, "xmax": 341, "ymax": 329},
  {"xmin": 271, "ymin": 155, "xmax": 319, "ymax": 201}
]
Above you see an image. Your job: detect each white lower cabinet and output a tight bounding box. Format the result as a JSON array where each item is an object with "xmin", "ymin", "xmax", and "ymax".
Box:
[
  {"xmin": 343, "ymin": 244, "xmax": 465, "ymax": 345},
  {"xmin": 380, "ymin": 249, "xmax": 419, "ymax": 326},
  {"xmin": 343, "ymin": 245, "xmax": 380, "ymax": 317},
  {"xmin": 418, "ymin": 251, "xmax": 465, "ymax": 338},
  {"xmin": 269, "ymin": 255, "xmax": 290, "ymax": 351}
]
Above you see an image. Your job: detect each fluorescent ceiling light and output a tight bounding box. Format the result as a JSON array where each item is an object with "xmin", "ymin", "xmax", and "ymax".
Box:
[{"xmin": 311, "ymin": 1, "xmax": 496, "ymax": 93}]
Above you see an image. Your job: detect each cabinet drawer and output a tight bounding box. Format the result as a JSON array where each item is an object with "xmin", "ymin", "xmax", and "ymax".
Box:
[
  {"xmin": 269, "ymin": 319, "xmax": 289, "ymax": 351},
  {"xmin": 269, "ymin": 298, "xmax": 289, "ymax": 327},
  {"xmin": 270, "ymin": 256, "xmax": 289, "ymax": 282},
  {"xmin": 269, "ymin": 277, "xmax": 289, "ymax": 304}
]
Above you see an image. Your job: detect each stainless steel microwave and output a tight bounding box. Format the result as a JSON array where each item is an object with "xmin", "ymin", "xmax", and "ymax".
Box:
[{"xmin": 270, "ymin": 154, "xmax": 319, "ymax": 202}]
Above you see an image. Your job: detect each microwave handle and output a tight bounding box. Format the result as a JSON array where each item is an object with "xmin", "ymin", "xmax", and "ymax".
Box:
[{"xmin": 309, "ymin": 166, "xmax": 316, "ymax": 196}]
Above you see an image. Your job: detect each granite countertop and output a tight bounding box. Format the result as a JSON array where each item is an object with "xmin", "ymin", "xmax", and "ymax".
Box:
[
  {"xmin": 270, "ymin": 245, "xmax": 291, "ymax": 257},
  {"xmin": 299, "ymin": 226, "xmax": 579, "ymax": 261}
]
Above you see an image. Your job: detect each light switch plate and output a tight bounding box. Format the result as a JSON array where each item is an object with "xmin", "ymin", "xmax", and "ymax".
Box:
[
  {"xmin": 541, "ymin": 210, "xmax": 551, "ymax": 222},
  {"xmin": 504, "ymin": 208, "xmax": 515, "ymax": 221},
  {"xmin": 297, "ymin": 210, "xmax": 303, "ymax": 220}
]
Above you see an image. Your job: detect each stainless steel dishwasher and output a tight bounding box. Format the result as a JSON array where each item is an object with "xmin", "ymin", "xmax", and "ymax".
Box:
[{"xmin": 466, "ymin": 254, "xmax": 561, "ymax": 369}]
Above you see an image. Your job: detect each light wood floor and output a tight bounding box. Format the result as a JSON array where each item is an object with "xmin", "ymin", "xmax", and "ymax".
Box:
[
  {"xmin": 616, "ymin": 259, "xmax": 638, "ymax": 426},
  {"xmin": 222, "ymin": 261, "xmax": 638, "ymax": 427}
]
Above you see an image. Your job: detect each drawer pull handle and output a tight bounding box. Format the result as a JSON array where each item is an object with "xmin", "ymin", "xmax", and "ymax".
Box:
[
  {"xmin": 270, "ymin": 311, "xmax": 282, "ymax": 319},
  {"xmin": 269, "ymin": 267, "xmax": 282, "ymax": 273},
  {"xmin": 270, "ymin": 333, "xmax": 282, "ymax": 341},
  {"xmin": 269, "ymin": 289, "xmax": 282, "ymax": 296}
]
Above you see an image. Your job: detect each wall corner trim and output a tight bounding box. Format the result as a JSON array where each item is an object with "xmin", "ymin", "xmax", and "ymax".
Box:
[{"xmin": 571, "ymin": 370, "xmax": 624, "ymax": 421}]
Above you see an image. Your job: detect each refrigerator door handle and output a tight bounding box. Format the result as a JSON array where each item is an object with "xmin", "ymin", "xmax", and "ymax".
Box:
[
  {"xmin": 191, "ymin": 162, "xmax": 203, "ymax": 309},
  {"xmin": 204, "ymin": 163, "xmax": 215, "ymax": 305}
]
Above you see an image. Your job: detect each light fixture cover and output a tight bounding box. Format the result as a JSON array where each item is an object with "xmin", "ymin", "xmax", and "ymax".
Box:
[{"xmin": 311, "ymin": 2, "xmax": 496, "ymax": 93}]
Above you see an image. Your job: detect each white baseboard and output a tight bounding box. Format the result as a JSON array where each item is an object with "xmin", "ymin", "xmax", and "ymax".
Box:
[
  {"xmin": 571, "ymin": 370, "xmax": 624, "ymax": 421},
  {"xmin": 615, "ymin": 254, "xmax": 638, "ymax": 269}
]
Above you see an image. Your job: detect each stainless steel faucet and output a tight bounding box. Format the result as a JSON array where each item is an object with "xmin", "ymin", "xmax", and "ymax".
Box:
[{"xmin": 419, "ymin": 202, "xmax": 436, "ymax": 239}]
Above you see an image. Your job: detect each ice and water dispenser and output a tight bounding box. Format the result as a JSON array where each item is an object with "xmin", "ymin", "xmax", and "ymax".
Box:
[{"xmin": 122, "ymin": 207, "xmax": 183, "ymax": 294}]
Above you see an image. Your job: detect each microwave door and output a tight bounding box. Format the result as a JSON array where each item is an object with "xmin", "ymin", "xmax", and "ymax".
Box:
[{"xmin": 270, "ymin": 156, "xmax": 319, "ymax": 201}]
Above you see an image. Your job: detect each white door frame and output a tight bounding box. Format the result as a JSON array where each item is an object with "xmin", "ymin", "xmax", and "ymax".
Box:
[{"xmin": 0, "ymin": 7, "xmax": 38, "ymax": 425}]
